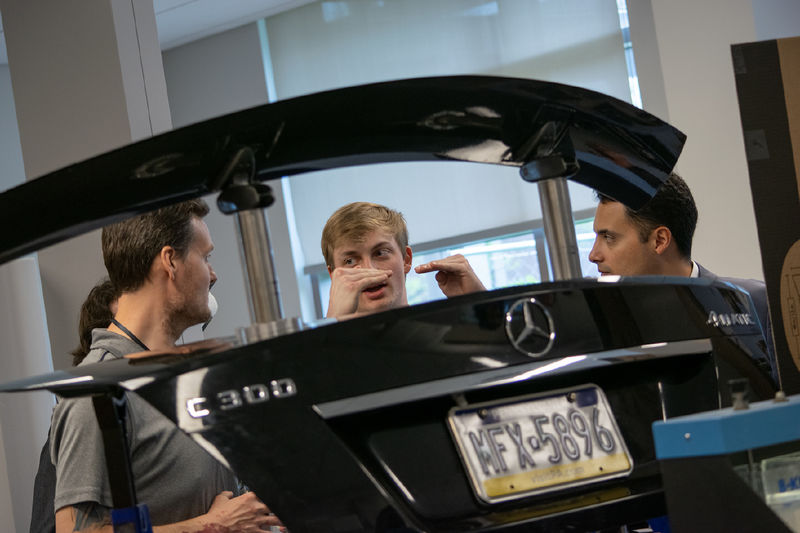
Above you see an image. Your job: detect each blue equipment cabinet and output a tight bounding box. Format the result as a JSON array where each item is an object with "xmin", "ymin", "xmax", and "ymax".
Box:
[{"xmin": 652, "ymin": 393, "xmax": 800, "ymax": 532}]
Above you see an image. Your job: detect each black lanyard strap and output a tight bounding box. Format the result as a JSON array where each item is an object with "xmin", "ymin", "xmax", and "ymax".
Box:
[{"xmin": 110, "ymin": 319, "xmax": 150, "ymax": 352}]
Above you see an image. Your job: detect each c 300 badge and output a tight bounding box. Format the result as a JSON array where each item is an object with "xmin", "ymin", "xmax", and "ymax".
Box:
[
  {"xmin": 186, "ymin": 378, "xmax": 297, "ymax": 418},
  {"xmin": 505, "ymin": 297, "xmax": 556, "ymax": 357}
]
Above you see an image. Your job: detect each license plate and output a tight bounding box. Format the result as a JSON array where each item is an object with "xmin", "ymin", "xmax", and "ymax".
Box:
[{"xmin": 447, "ymin": 385, "xmax": 633, "ymax": 503}]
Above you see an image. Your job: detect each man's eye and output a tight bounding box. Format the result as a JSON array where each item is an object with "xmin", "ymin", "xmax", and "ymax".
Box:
[
  {"xmin": 375, "ymin": 248, "xmax": 391, "ymax": 257},
  {"xmin": 603, "ymin": 234, "xmax": 615, "ymax": 242},
  {"xmin": 343, "ymin": 258, "xmax": 356, "ymax": 266}
]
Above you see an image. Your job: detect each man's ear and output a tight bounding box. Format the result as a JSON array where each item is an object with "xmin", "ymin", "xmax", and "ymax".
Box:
[
  {"xmin": 404, "ymin": 246, "xmax": 413, "ymax": 274},
  {"xmin": 327, "ymin": 265, "xmax": 334, "ymax": 278},
  {"xmin": 652, "ymin": 226, "xmax": 672, "ymax": 255},
  {"xmin": 159, "ymin": 246, "xmax": 178, "ymax": 280}
]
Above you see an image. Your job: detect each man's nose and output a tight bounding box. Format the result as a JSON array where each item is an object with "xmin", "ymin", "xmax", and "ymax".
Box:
[
  {"xmin": 588, "ymin": 240, "xmax": 601, "ymax": 264},
  {"xmin": 209, "ymin": 266, "xmax": 218, "ymax": 284}
]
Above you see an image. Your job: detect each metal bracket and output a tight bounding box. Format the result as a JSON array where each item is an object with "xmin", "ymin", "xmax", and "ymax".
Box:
[
  {"xmin": 215, "ymin": 147, "xmax": 305, "ymax": 342},
  {"xmin": 517, "ymin": 114, "xmax": 584, "ymax": 281},
  {"xmin": 516, "ymin": 111, "xmax": 579, "ymax": 182},
  {"xmin": 216, "ymin": 147, "xmax": 275, "ymax": 214}
]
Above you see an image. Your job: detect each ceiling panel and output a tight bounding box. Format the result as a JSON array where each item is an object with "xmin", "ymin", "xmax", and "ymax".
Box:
[
  {"xmin": 154, "ymin": 0, "xmax": 314, "ymax": 49},
  {"xmin": 0, "ymin": 0, "xmax": 314, "ymax": 66}
]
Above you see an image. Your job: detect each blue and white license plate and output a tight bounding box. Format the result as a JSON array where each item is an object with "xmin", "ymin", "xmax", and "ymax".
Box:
[{"xmin": 447, "ymin": 384, "xmax": 633, "ymax": 503}]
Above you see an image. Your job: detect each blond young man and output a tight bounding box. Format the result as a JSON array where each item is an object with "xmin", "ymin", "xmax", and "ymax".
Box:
[{"xmin": 321, "ymin": 202, "xmax": 485, "ymax": 318}]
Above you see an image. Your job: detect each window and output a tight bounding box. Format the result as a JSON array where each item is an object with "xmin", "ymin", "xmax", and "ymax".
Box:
[
  {"xmin": 260, "ymin": 0, "xmax": 637, "ymax": 322},
  {"xmin": 406, "ymin": 231, "xmax": 546, "ymax": 306}
]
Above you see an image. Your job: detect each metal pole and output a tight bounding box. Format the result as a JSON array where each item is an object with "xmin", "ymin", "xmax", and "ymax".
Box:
[
  {"xmin": 234, "ymin": 209, "xmax": 283, "ymax": 324},
  {"xmin": 537, "ymin": 177, "xmax": 583, "ymax": 281},
  {"xmin": 216, "ymin": 147, "xmax": 304, "ymax": 343}
]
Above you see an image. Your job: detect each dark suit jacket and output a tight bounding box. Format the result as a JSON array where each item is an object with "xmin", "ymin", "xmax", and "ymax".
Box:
[{"xmin": 698, "ymin": 263, "xmax": 777, "ymax": 384}]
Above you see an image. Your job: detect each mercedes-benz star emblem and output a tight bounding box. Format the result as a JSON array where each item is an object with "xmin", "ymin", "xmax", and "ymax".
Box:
[{"xmin": 505, "ymin": 297, "xmax": 555, "ymax": 357}]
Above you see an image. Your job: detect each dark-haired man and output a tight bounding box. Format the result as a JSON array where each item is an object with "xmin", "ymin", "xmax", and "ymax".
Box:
[
  {"xmin": 50, "ymin": 200, "xmax": 281, "ymax": 532},
  {"xmin": 588, "ymin": 173, "xmax": 776, "ymax": 381}
]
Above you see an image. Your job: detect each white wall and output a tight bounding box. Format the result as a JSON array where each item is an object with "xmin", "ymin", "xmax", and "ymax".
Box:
[
  {"xmin": 655, "ymin": 0, "xmax": 758, "ymax": 280},
  {"xmin": 629, "ymin": 0, "xmax": 800, "ymax": 281},
  {"xmin": 164, "ymin": 23, "xmax": 268, "ymax": 127},
  {"xmin": 0, "ymin": 256, "xmax": 55, "ymax": 533}
]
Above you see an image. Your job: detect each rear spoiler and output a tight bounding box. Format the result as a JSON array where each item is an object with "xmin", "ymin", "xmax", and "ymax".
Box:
[{"xmin": 0, "ymin": 75, "xmax": 684, "ymax": 266}]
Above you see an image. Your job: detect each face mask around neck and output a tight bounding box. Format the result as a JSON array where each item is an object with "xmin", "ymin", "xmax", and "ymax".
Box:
[{"xmin": 202, "ymin": 292, "xmax": 218, "ymax": 331}]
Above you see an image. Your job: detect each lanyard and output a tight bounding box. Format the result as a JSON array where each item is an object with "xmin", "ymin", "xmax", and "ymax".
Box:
[{"xmin": 110, "ymin": 318, "xmax": 150, "ymax": 351}]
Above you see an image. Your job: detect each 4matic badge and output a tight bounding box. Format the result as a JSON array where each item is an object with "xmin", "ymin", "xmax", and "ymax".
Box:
[
  {"xmin": 706, "ymin": 310, "xmax": 754, "ymax": 328},
  {"xmin": 186, "ymin": 378, "xmax": 297, "ymax": 418}
]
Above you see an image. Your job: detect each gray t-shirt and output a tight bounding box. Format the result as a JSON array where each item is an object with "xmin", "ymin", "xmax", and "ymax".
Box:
[{"xmin": 50, "ymin": 329, "xmax": 239, "ymax": 524}]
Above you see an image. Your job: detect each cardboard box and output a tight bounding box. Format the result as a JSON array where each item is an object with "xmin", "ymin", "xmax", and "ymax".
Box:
[{"xmin": 733, "ymin": 36, "xmax": 800, "ymax": 393}]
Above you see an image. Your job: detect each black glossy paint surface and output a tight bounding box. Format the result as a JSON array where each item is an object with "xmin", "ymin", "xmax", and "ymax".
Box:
[{"xmin": 1, "ymin": 277, "xmax": 773, "ymax": 531}]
